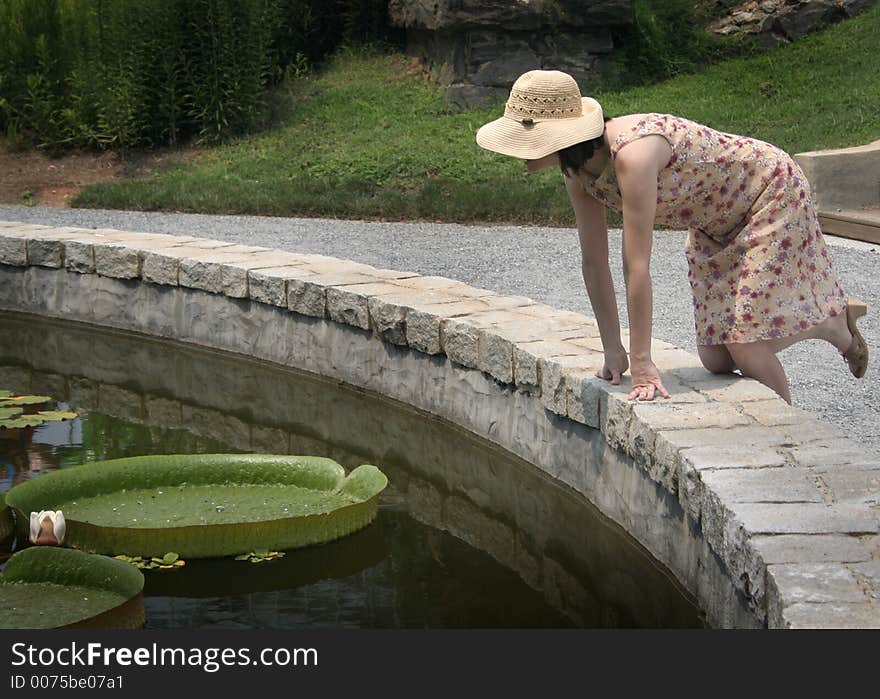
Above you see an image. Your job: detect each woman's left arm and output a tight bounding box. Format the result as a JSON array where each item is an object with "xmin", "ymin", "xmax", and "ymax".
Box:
[{"xmin": 615, "ymin": 136, "xmax": 673, "ymax": 401}]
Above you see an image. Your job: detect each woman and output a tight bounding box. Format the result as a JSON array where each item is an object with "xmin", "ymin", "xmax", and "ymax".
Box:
[{"xmin": 476, "ymin": 70, "xmax": 868, "ymax": 403}]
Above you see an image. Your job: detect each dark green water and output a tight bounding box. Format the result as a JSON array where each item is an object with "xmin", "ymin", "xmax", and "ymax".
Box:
[{"xmin": 0, "ymin": 312, "xmax": 703, "ymax": 629}]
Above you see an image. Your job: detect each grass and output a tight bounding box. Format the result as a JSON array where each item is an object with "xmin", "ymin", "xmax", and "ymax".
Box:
[{"xmin": 71, "ymin": 5, "xmax": 880, "ymax": 226}]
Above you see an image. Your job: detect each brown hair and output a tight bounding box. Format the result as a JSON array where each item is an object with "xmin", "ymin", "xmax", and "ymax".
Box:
[{"xmin": 558, "ymin": 117, "xmax": 612, "ymax": 177}]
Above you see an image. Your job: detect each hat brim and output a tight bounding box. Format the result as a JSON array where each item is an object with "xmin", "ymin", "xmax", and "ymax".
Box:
[{"xmin": 476, "ymin": 97, "xmax": 604, "ymax": 160}]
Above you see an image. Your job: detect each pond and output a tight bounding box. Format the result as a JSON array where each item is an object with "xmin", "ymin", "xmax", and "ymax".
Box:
[{"xmin": 0, "ymin": 312, "xmax": 703, "ymax": 629}]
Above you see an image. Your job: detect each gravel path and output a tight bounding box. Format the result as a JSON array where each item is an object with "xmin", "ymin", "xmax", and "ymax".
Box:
[{"xmin": 2, "ymin": 204, "xmax": 877, "ymax": 454}]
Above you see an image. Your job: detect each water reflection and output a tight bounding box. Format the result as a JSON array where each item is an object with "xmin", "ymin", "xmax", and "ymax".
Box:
[{"xmin": 0, "ymin": 312, "xmax": 704, "ymax": 628}]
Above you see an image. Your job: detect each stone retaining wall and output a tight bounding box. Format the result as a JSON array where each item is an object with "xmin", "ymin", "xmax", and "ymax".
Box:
[
  {"xmin": 0, "ymin": 314, "xmax": 703, "ymax": 627},
  {"xmin": 0, "ymin": 221, "xmax": 878, "ymax": 628}
]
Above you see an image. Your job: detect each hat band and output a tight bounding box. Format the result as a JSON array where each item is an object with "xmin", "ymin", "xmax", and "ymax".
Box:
[{"xmin": 504, "ymin": 94, "xmax": 584, "ymax": 122}]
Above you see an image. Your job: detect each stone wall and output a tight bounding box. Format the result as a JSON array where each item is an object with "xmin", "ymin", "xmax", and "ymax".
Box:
[
  {"xmin": 708, "ymin": 0, "xmax": 876, "ymax": 48},
  {"xmin": 1, "ymin": 221, "xmax": 878, "ymax": 628},
  {"xmin": 388, "ymin": 0, "xmax": 632, "ymax": 107}
]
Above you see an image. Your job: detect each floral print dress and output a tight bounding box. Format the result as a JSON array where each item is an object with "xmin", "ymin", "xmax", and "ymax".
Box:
[{"xmin": 576, "ymin": 113, "xmax": 847, "ymax": 346}]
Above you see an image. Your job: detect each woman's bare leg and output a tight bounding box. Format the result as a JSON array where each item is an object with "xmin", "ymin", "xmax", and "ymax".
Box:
[
  {"xmin": 764, "ymin": 312, "xmax": 852, "ymax": 355},
  {"xmin": 725, "ymin": 341, "xmax": 792, "ymax": 403},
  {"xmin": 697, "ymin": 344, "xmax": 737, "ymax": 374}
]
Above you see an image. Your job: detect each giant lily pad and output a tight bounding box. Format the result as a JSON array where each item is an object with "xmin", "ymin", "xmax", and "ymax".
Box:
[
  {"xmin": 0, "ymin": 547, "xmax": 145, "ymax": 629},
  {"xmin": 4, "ymin": 454, "xmax": 388, "ymax": 558},
  {"xmin": 0, "ymin": 493, "xmax": 12, "ymax": 542}
]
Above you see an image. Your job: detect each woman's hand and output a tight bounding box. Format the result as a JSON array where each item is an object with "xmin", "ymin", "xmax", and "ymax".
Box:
[
  {"xmin": 597, "ymin": 348, "xmax": 629, "ymax": 385},
  {"xmin": 628, "ymin": 359, "xmax": 670, "ymax": 401}
]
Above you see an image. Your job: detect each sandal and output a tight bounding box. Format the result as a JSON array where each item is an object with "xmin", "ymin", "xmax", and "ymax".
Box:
[{"xmin": 842, "ymin": 299, "xmax": 868, "ymax": 379}]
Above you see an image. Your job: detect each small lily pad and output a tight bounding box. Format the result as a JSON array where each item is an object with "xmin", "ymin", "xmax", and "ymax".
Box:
[
  {"xmin": 37, "ymin": 410, "xmax": 78, "ymax": 421},
  {"xmin": 0, "ymin": 390, "xmax": 79, "ymax": 430},
  {"xmin": 236, "ymin": 550, "xmax": 286, "ymax": 564},
  {"xmin": 114, "ymin": 552, "xmax": 185, "ymax": 572},
  {"xmin": 0, "ymin": 394, "xmax": 51, "ymax": 406}
]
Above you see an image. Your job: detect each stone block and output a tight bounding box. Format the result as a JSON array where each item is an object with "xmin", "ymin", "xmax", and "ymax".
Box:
[
  {"xmin": 671, "ymin": 443, "xmax": 815, "ymax": 523},
  {"xmin": 673, "ymin": 366, "xmax": 780, "ymax": 402},
  {"xmin": 633, "ymin": 401, "xmax": 752, "ymax": 433},
  {"xmin": 540, "ymin": 354, "xmax": 602, "ymax": 416},
  {"xmin": 327, "ymin": 282, "xmax": 405, "ymax": 331},
  {"xmin": 751, "ymin": 534, "xmax": 873, "ymax": 565},
  {"xmin": 390, "ymin": 275, "xmax": 493, "ymax": 298},
  {"xmin": 795, "ymin": 139, "xmax": 880, "ymax": 211},
  {"xmin": 701, "ymin": 466, "xmax": 824, "ymax": 505},
  {"xmin": 178, "ymin": 257, "xmax": 228, "ymax": 293},
  {"xmin": 406, "ymin": 308, "xmax": 444, "ymax": 354},
  {"xmin": 248, "ymin": 266, "xmax": 313, "ymax": 308},
  {"xmin": 766, "ymin": 563, "xmax": 869, "ymax": 629},
  {"xmin": 167, "ymin": 238, "xmax": 236, "ymax": 250},
  {"xmin": 207, "ymin": 249, "xmax": 289, "ymax": 299},
  {"xmin": 513, "ymin": 338, "xmax": 588, "ymax": 391},
  {"xmin": 142, "ymin": 249, "xmax": 183, "ymax": 286},
  {"xmin": 441, "ymin": 318, "xmax": 481, "ymax": 368},
  {"xmin": 94, "ymin": 243, "xmax": 141, "ymax": 279},
  {"xmin": 0, "ymin": 222, "xmax": 51, "ymax": 231},
  {"xmin": 702, "ymin": 377, "xmax": 783, "ymax": 404},
  {"xmin": 738, "ymin": 399, "xmax": 814, "ymax": 426},
  {"xmin": 287, "ymin": 272, "xmax": 386, "ymax": 319},
  {"xmin": 651, "ymin": 345, "xmax": 703, "ymax": 373},
  {"xmin": 512, "ymin": 344, "xmax": 541, "ymax": 389},
  {"xmin": 818, "ymin": 466, "xmax": 880, "ymax": 504},
  {"xmin": 0, "ymin": 236, "xmax": 27, "ymax": 266},
  {"xmin": 288, "ymin": 279, "xmax": 328, "ymax": 318},
  {"xmin": 27, "ymin": 239, "xmax": 64, "ymax": 268},
  {"xmin": 64, "ymin": 240, "xmax": 95, "ymax": 273},
  {"xmin": 735, "ymin": 502, "xmax": 878, "ymax": 536},
  {"xmin": 367, "ymin": 296, "xmax": 409, "ymax": 346},
  {"xmin": 564, "ymin": 372, "xmax": 603, "ymax": 428},
  {"xmin": 777, "ymin": 602, "xmax": 880, "ymax": 629},
  {"xmin": 851, "ymin": 560, "xmax": 880, "ymax": 601},
  {"xmin": 787, "ymin": 440, "xmax": 879, "ymax": 469},
  {"xmin": 478, "ymin": 317, "xmax": 592, "ymax": 385}
]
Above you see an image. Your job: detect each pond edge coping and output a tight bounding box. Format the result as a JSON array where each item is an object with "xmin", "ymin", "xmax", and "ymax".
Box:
[{"xmin": 0, "ymin": 221, "xmax": 877, "ymax": 629}]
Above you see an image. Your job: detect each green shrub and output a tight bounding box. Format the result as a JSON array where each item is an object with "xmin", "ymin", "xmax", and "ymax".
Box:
[
  {"xmin": 0, "ymin": 0, "xmax": 283, "ymax": 150},
  {"xmin": 0, "ymin": 0, "xmax": 397, "ymax": 151},
  {"xmin": 600, "ymin": 0, "xmax": 755, "ymax": 89}
]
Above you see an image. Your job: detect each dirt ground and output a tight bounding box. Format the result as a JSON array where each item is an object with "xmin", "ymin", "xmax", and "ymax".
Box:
[{"xmin": 0, "ymin": 144, "xmax": 201, "ymax": 207}]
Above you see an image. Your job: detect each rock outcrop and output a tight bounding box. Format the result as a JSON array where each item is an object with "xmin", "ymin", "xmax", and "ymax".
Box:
[
  {"xmin": 708, "ymin": 0, "xmax": 876, "ymax": 48},
  {"xmin": 388, "ymin": 0, "xmax": 633, "ymax": 108}
]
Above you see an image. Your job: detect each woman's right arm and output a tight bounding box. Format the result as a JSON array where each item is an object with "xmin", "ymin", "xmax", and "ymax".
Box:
[{"xmin": 564, "ymin": 174, "xmax": 629, "ymax": 384}]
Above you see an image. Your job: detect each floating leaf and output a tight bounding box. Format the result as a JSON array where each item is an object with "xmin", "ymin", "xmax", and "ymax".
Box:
[
  {"xmin": 0, "ymin": 548, "xmax": 144, "ymax": 629},
  {"xmin": 36, "ymin": 411, "xmax": 77, "ymax": 421},
  {"xmin": 0, "ymin": 391, "xmax": 12, "ymax": 398},
  {"xmin": 162, "ymin": 552, "xmax": 179, "ymax": 565},
  {"xmin": 0, "ymin": 416, "xmax": 45, "ymax": 429},
  {"xmin": 0, "ymin": 408, "xmax": 23, "ymax": 420},
  {"xmin": 0, "ymin": 395, "xmax": 51, "ymax": 406}
]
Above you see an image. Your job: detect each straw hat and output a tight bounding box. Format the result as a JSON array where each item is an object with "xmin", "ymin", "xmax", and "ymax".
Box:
[{"xmin": 476, "ymin": 70, "xmax": 604, "ymax": 160}]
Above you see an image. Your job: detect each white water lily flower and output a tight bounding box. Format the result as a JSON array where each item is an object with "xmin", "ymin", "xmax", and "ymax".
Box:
[{"xmin": 28, "ymin": 510, "xmax": 66, "ymax": 545}]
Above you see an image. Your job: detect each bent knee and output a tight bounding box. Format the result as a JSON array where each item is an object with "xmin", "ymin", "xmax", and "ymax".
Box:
[{"xmin": 698, "ymin": 345, "xmax": 737, "ymax": 374}]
